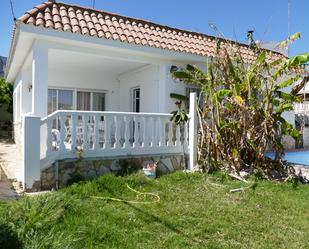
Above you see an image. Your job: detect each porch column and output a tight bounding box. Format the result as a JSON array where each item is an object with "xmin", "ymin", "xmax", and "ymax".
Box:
[
  {"xmin": 188, "ymin": 92, "xmax": 197, "ymax": 171},
  {"xmin": 32, "ymin": 43, "xmax": 48, "ymax": 118}
]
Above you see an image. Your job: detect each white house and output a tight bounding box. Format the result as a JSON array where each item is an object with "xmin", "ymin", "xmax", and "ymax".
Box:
[{"xmin": 5, "ymin": 0, "xmax": 286, "ymax": 191}]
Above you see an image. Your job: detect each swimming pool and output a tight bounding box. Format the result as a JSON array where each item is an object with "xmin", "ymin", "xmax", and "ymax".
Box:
[{"xmin": 266, "ymin": 151, "xmax": 309, "ymax": 166}]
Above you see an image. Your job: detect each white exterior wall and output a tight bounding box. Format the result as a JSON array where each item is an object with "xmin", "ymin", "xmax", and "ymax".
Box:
[
  {"xmin": 13, "ymin": 70, "xmax": 32, "ymax": 121},
  {"xmin": 165, "ymin": 62, "xmax": 207, "ymax": 113},
  {"xmin": 119, "ymin": 65, "xmax": 162, "ymax": 113},
  {"xmin": 32, "ymin": 43, "xmax": 48, "ymax": 118},
  {"xmin": 13, "ymin": 76, "xmax": 21, "ymax": 123},
  {"xmin": 19, "ymin": 62, "xmax": 207, "ymax": 115},
  {"xmin": 48, "ymin": 68, "xmax": 120, "ymax": 111},
  {"xmin": 165, "ymin": 65, "xmax": 187, "ymax": 113},
  {"xmin": 21, "ymin": 70, "xmax": 32, "ymax": 115},
  {"xmin": 13, "ymin": 72, "xmax": 23, "ymax": 152},
  {"xmin": 119, "ymin": 63, "xmax": 207, "ymax": 114}
]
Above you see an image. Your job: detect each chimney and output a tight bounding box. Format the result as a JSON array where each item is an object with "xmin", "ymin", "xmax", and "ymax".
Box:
[{"xmin": 247, "ymin": 30, "xmax": 256, "ymax": 48}]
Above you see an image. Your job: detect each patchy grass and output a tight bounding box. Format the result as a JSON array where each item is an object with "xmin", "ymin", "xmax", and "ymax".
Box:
[{"xmin": 0, "ymin": 172, "xmax": 308, "ymax": 249}]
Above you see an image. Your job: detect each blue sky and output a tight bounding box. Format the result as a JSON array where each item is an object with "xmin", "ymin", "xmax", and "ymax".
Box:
[{"xmin": 0, "ymin": 0, "xmax": 308, "ymax": 57}]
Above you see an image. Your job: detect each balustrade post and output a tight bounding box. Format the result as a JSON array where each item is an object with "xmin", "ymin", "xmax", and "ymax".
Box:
[
  {"xmin": 142, "ymin": 116, "xmax": 146, "ymax": 147},
  {"xmin": 46, "ymin": 118, "xmax": 52, "ymax": 155},
  {"xmin": 23, "ymin": 115, "xmax": 41, "ymax": 191},
  {"xmin": 71, "ymin": 115, "xmax": 77, "ymax": 150},
  {"xmin": 59, "ymin": 114, "xmax": 66, "ymax": 151},
  {"xmin": 133, "ymin": 116, "xmax": 138, "ymax": 148},
  {"xmin": 157, "ymin": 117, "xmax": 162, "ymax": 147},
  {"xmin": 150, "ymin": 117, "xmax": 154, "ymax": 147},
  {"xmin": 188, "ymin": 92, "xmax": 197, "ymax": 171},
  {"xmin": 83, "ymin": 114, "xmax": 89, "ymax": 150},
  {"xmin": 114, "ymin": 115, "xmax": 121, "ymax": 149},
  {"xmin": 183, "ymin": 122, "xmax": 189, "ymax": 148},
  {"xmin": 168, "ymin": 121, "xmax": 173, "ymax": 146},
  {"xmin": 94, "ymin": 115, "xmax": 99, "ymax": 150},
  {"xmin": 124, "ymin": 116, "xmax": 130, "ymax": 148},
  {"xmin": 175, "ymin": 125, "xmax": 181, "ymax": 146},
  {"xmin": 104, "ymin": 115, "xmax": 110, "ymax": 149}
]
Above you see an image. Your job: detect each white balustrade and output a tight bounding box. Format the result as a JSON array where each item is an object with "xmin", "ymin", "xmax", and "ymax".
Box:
[
  {"xmin": 294, "ymin": 102, "xmax": 309, "ymax": 115},
  {"xmin": 39, "ymin": 110, "xmax": 189, "ymax": 169},
  {"xmin": 21, "ymin": 93, "xmax": 197, "ymax": 191}
]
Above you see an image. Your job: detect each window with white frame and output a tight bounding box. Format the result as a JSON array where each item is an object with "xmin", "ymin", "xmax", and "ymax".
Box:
[
  {"xmin": 131, "ymin": 87, "xmax": 140, "ymax": 113},
  {"xmin": 77, "ymin": 91, "xmax": 105, "ymax": 111},
  {"xmin": 48, "ymin": 89, "xmax": 73, "ymax": 114},
  {"xmin": 48, "ymin": 88, "xmax": 106, "ymax": 114},
  {"xmin": 77, "ymin": 91, "xmax": 91, "ymax": 111},
  {"xmin": 92, "ymin": 92, "xmax": 105, "ymax": 111}
]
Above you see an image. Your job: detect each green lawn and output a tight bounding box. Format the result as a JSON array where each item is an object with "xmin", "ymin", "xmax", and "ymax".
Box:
[{"xmin": 0, "ymin": 172, "xmax": 308, "ymax": 249}]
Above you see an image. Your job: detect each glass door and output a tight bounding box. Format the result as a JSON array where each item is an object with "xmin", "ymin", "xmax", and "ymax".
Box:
[
  {"xmin": 92, "ymin": 92, "xmax": 105, "ymax": 111},
  {"xmin": 77, "ymin": 91, "xmax": 91, "ymax": 111},
  {"xmin": 48, "ymin": 89, "xmax": 73, "ymax": 132},
  {"xmin": 48, "ymin": 89, "xmax": 73, "ymax": 114},
  {"xmin": 132, "ymin": 87, "xmax": 140, "ymax": 113}
]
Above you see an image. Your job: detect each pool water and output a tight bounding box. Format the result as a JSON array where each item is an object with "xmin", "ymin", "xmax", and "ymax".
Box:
[{"xmin": 266, "ymin": 151, "xmax": 309, "ymax": 166}]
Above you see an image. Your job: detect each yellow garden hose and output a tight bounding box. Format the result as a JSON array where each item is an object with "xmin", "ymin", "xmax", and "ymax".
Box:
[{"xmin": 91, "ymin": 183, "xmax": 160, "ymax": 204}]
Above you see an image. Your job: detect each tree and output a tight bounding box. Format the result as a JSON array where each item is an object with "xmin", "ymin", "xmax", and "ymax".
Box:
[{"xmin": 0, "ymin": 77, "xmax": 13, "ymax": 113}]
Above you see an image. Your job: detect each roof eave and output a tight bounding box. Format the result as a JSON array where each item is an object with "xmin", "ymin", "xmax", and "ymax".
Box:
[
  {"xmin": 19, "ymin": 23, "xmax": 210, "ymax": 63},
  {"xmin": 5, "ymin": 21, "xmax": 22, "ymax": 82}
]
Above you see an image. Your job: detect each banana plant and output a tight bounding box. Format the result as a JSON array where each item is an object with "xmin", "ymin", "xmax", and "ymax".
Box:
[
  {"xmin": 171, "ymin": 35, "xmax": 309, "ymax": 176},
  {"xmin": 169, "ymin": 93, "xmax": 189, "ymax": 125}
]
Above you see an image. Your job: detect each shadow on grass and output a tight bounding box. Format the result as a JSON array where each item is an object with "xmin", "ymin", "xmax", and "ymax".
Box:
[
  {"xmin": 99, "ymin": 182, "xmax": 203, "ymax": 247},
  {"xmin": 0, "ymin": 223, "xmax": 22, "ymax": 249}
]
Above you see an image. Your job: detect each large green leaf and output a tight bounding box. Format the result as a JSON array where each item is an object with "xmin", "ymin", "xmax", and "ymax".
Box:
[
  {"xmin": 170, "ymin": 93, "xmax": 189, "ymax": 102},
  {"xmin": 273, "ymin": 75, "xmax": 300, "ymax": 91},
  {"xmin": 275, "ymin": 103, "xmax": 294, "ymax": 113},
  {"xmin": 172, "ymin": 71, "xmax": 194, "ymax": 81},
  {"xmin": 255, "ymin": 51, "xmax": 266, "ymax": 66},
  {"xmin": 170, "ymin": 109, "xmax": 188, "ymax": 125},
  {"xmin": 276, "ymin": 91, "xmax": 300, "ymax": 102},
  {"xmin": 285, "ymin": 53, "xmax": 309, "ymax": 67},
  {"xmin": 280, "ymin": 117, "xmax": 300, "ymax": 139},
  {"xmin": 215, "ymin": 89, "xmax": 232, "ymax": 98},
  {"xmin": 273, "ymin": 53, "xmax": 309, "ymax": 79}
]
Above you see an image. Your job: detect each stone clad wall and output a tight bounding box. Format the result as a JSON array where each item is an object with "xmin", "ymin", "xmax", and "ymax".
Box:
[{"xmin": 41, "ymin": 154, "xmax": 186, "ymax": 190}]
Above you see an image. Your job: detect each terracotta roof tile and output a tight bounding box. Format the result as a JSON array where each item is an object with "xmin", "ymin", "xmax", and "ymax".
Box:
[
  {"xmin": 26, "ymin": 16, "xmax": 35, "ymax": 25},
  {"xmin": 36, "ymin": 12, "xmax": 45, "ymax": 27},
  {"xmin": 18, "ymin": 1, "xmax": 286, "ymax": 63}
]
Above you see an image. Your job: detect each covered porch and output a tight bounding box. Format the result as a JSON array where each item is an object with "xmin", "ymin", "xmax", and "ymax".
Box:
[
  {"xmin": 13, "ymin": 41, "xmax": 169, "ymax": 123},
  {"xmin": 11, "ymin": 42, "xmax": 197, "ymax": 190}
]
